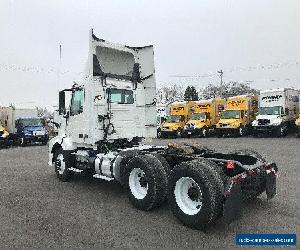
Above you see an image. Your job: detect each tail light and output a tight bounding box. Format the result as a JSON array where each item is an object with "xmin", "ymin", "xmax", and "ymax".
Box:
[
  {"xmin": 227, "ymin": 161, "xmax": 235, "ymax": 169},
  {"xmin": 247, "ymin": 169, "xmax": 257, "ymax": 176}
]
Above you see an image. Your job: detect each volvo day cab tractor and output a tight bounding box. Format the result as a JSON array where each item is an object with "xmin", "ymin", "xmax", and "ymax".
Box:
[
  {"xmin": 0, "ymin": 105, "xmax": 49, "ymax": 146},
  {"xmin": 216, "ymin": 95, "xmax": 258, "ymax": 137},
  {"xmin": 48, "ymin": 30, "xmax": 278, "ymax": 230},
  {"xmin": 183, "ymin": 98, "xmax": 225, "ymax": 137},
  {"xmin": 252, "ymin": 88, "xmax": 299, "ymax": 137},
  {"xmin": 160, "ymin": 101, "xmax": 191, "ymax": 138}
]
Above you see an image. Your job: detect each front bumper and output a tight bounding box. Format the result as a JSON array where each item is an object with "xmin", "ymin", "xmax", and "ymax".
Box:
[
  {"xmin": 252, "ymin": 125, "xmax": 279, "ymax": 133},
  {"xmin": 0, "ymin": 137, "xmax": 10, "ymax": 147},
  {"xmin": 217, "ymin": 127, "xmax": 239, "ymax": 135},
  {"xmin": 24, "ymin": 134, "xmax": 49, "ymax": 143},
  {"xmin": 183, "ymin": 128, "xmax": 202, "ymax": 136},
  {"xmin": 160, "ymin": 130, "xmax": 178, "ymax": 137}
]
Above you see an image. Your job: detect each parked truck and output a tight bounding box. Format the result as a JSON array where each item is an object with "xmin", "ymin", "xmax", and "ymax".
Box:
[
  {"xmin": 48, "ymin": 30, "xmax": 278, "ymax": 230},
  {"xmin": 0, "ymin": 104, "xmax": 49, "ymax": 145},
  {"xmin": 156, "ymin": 104, "xmax": 168, "ymax": 138},
  {"xmin": 296, "ymin": 114, "xmax": 300, "ymax": 137},
  {"xmin": 160, "ymin": 101, "xmax": 192, "ymax": 138},
  {"xmin": 0, "ymin": 124, "xmax": 10, "ymax": 148},
  {"xmin": 183, "ymin": 98, "xmax": 225, "ymax": 137},
  {"xmin": 252, "ymin": 88, "xmax": 299, "ymax": 137},
  {"xmin": 216, "ymin": 95, "xmax": 258, "ymax": 137}
]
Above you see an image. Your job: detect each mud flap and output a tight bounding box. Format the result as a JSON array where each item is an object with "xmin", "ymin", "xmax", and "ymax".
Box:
[
  {"xmin": 223, "ymin": 183, "xmax": 242, "ymax": 224},
  {"xmin": 266, "ymin": 173, "xmax": 276, "ymax": 199}
]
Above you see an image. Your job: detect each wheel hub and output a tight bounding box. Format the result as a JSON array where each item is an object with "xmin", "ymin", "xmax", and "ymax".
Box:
[
  {"xmin": 174, "ymin": 177, "xmax": 203, "ymax": 215},
  {"xmin": 129, "ymin": 168, "xmax": 149, "ymax": 200},
  {"xmin": 187, "ymin": 186, "xmax": 201, "ymax": 201},
  {"xmin": 56, "ymin": 154, "xmax": 65, "ymax": 175}
]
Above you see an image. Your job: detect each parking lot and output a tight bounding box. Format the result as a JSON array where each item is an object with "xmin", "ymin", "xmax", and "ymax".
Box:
[{"xmin": 0, "ymin": 137, "xmax": 299, "ymax": 248}]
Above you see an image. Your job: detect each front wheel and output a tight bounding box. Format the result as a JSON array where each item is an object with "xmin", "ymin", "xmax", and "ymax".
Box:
[
  {"xmin": 19, "ymin": 137, "xmax": 26, "ymax": 147},
  {"xmin": 201, "ymin": 127, "xmax": 208, "ymax": 137},
  {"xmin": 276, "ymin": 125, "xmax": 286, "ymax": 137},
  {"xmin": 53, "ymin": 148, "xmax": 73, "ymax": 182}
]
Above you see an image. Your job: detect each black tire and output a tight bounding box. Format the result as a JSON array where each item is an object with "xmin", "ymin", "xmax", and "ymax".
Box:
[
  {"xmin": 168, "ymin": 160, "xmax": 224, "ymax": 230},
  {"xmin": 176, "ymin": 130, "xmax": 182, "ymax": 138},
  {"xmin": 151, "ymin": 153, "xmax": 171, "ymax": 178},
  {"xmin": 118, "ymin": 150, "xmax": 139, "ymax": 185},
  {"xmin": 238, "ymin": 126, "xmax": 246, "ymax": 137},
  {"xmin": 217, "ymin": 130, "xmax": 223, "ymax": 138},
  {"xmin": 157, "ymin": 129, "xmax": 162, "ymax": 138},
  {"xmin": 19, "ymin": 137, "xmax": 26, "ymax": 147},
  {"xmin": 196, "ymin": 159, "xmax": 226, "ymax": 220},
  {"xmin": 201, "ymin": 127, "xmax": 208, "ymax": 137},
  {"xmin": 124, "ymin": 154, "xmax": 168, "ymax": 211},
  {"xmin": 53, "ymin": 148, "xmax": 73, "ymax": 182},
  {"xmin": 275, "ymin": 125, "xmax": 286, "ymax": 137},
  {"xmin": 297, "ymin": 127, "xmax": 300, "ymax": 138}
]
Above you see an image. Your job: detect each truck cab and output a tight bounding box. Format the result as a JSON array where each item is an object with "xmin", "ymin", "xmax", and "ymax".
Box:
[
  {"xmin": 216, "ymin": 95, "xmax": 258, "ymax": 136},
  {"xmin": 160, "ymin": 101, "xmax": 189, "ymax": 138},
  {"xmin": 0, "ymin": 124, "xmax": 10, "ymax": 147},
  {"xmin": 15, "ymin": 118, "xmax": 48, "ymax": 145},
  {"xmin": 295, "ymin": 114, "xmax": 300, "ymax": 137},
  {"xmin": 252, "ymin": 88, "xmax": 299, "ymax": 137},
  {"xmin": 183, "ymin": 100, "xmax": 214, "ymax": 137}
]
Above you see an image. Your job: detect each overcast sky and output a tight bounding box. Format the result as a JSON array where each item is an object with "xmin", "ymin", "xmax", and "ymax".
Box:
[{"xmin": 0, "ymin": 0, "xmax": 299, "ymax": 108}]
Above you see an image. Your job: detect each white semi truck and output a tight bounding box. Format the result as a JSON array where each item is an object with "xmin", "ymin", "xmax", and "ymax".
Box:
[
  {"xmin": 252, "ymin": 88, "xmax": 299, "ymax": 136},
  {"xmin": 48, "ymin": 30, "xmax": 278, "ymax": 229}
]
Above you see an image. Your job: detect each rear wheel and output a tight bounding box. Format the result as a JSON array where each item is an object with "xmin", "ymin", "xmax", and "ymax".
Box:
[
  {"xmin": 125, "ymin": 154, "xmax": 168, "ymax": 211},
  {"xmin": 168, "ymin": 160, "xmax": 224, "ymax": 229},
  {"xmin": 297, "ymin": 127, "xmax": 300, "ymax": 138},
  {"xmin": 176, "ymin": 130, "xmax": 182, "ymax": 138},
  {"xmin": 239, "ymin": 126, "xmax": 246, "ymax": 137}
]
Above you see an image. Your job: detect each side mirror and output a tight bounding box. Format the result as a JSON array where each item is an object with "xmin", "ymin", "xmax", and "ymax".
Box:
[{"xmin": 59, "ymin": 91, "xmax": 66, "ymax": 115}]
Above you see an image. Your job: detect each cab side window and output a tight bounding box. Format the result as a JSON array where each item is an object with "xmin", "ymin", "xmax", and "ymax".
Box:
[
  {"xmin": 70, "ymin": 89, "xmax": 84, "ymax": 116},
  {"xmin": 109, "ymin": 89, "xmax": 134, "ymax": 104}
]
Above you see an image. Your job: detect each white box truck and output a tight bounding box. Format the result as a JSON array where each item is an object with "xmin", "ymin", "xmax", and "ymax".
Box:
[
  {"xmin": 252, "ymin": 88, "xmax": 299, "ymax": 136},
  {"xmin": 0, "ymin": 103, "xmax": 49, "ymax": 145}
]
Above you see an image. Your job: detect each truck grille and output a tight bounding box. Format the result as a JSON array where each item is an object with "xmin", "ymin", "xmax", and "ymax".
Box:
[
  {"xmin": 220, "ymin": 123, "xmax": 229, "ymax": 127},
  {"xmin": 186, "ymin": 124, "xmax": 194, "ymax": 129},
  {"xmin": 258, "ymin": 119, "xmax": 270, "ymax": 125}
]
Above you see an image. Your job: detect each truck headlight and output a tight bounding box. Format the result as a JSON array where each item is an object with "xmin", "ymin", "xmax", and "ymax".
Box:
[{"xmin": 272, "ymin": 119, "xmax": 282, "ymax": 126}]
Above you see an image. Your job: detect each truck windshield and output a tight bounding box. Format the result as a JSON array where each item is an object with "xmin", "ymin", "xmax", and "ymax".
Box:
[
  {"xmin": 191, "ymin": 112, "xmax": 206, "ymax": 120},
  {"xmin": 221, "ymin": 110, "xmax": 241, "ymax": 119},
  {"xmin": 259, "ymin": 106, "xmax": 281, "ymax": 115},
  {"xmin": 165, "ymin": 115, "xmax": 182, "ymax": 123},
  {"xmin": 18, "ymin": 118, "xmax": 43, "ymax": 127}
]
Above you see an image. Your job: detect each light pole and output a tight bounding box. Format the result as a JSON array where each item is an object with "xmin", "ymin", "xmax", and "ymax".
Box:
[{"xmin": 218, "ymin": 70, "xmax": 223, "ymax": 97}]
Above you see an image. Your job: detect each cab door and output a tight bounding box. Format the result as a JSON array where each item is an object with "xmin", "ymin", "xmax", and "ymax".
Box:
[{"xmin": 66, "ymin": 88, "xmax": 88, "ymax": 144}]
